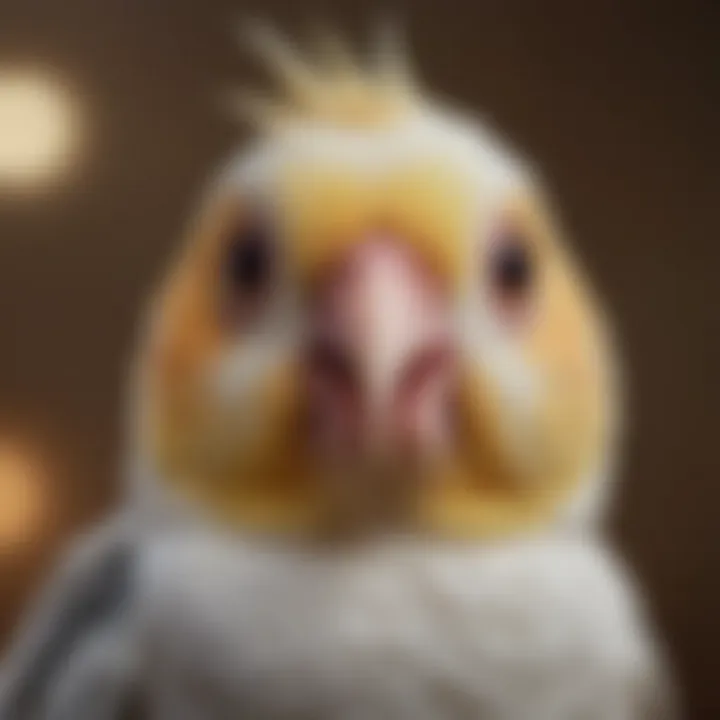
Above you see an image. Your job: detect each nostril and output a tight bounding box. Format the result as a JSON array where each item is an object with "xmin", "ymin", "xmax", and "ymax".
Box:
[
  {"xmin": 397, "ymin": 342, "xmax": 454, "ymax": 405},
  {"xmin": 306, "ymin": 337, "xmax": 357, "ymax": 395}
]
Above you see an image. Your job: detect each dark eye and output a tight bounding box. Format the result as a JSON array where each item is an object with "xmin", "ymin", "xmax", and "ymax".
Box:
[
  {"xmin": 226, "ymin": 222, "xmax": 274, "ymax": 298},
  {"xmin": 493, "ymin": 238, "xmax": 532, "ymax": 293},
  {"xmin": 487, "ymin": 231, "xmax": 536, "ymax": 318}
]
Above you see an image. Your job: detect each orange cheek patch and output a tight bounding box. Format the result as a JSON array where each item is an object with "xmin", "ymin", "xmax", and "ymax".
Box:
[{"xmin": 279, "ymin": 159, "xmax": 477, "ymax": 290}]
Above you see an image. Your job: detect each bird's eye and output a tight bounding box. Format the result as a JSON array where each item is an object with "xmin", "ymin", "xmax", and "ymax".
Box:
[
  {"xmin": 486, "ymin": 229, "xmax": 536, "ymax": 322},
  {"xmin": 223, "ymin": 221, "xmax": 275, "ymax": 323},
  {"xmin": 227, "ymin": 223, "xmax": 273, "ymax": 293}
]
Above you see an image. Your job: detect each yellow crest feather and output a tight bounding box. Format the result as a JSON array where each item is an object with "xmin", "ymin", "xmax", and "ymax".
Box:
[{"xmin": 236, "ymin": 22, "xmax": 418, "ymax": 131}]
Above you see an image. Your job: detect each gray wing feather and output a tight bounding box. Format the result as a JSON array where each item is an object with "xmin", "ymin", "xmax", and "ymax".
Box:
[{"xmin": 0, "ymin": 515, "xmax": 139, "ymax": 720}]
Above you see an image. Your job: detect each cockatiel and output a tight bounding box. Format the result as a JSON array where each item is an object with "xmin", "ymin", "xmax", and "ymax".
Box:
[{"xmin": 0, "ymin": 27, "xmax": 675, "ymax": 720}]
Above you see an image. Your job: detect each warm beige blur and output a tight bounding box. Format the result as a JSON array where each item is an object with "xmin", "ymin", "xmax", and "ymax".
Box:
[
  {"xmin": 0, "ymin": 70, "xmax": 81, "ymax": 191},
  {"xmin": 0, "ymin": 441, "xmax": 48, "ymax": 552}
]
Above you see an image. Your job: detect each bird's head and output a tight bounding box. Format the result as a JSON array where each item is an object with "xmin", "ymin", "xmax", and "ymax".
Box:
[{"xmin": 132, "ymin": 28, "xmax": 619, "ymax": 539}]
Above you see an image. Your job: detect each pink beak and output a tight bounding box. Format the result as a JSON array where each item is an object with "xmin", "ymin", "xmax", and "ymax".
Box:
[{"xmin": 305, "ymin": 234, "xmax": 456, "ymax": 463}]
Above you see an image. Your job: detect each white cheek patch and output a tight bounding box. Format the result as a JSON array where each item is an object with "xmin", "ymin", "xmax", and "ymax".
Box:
[
  {"xmin": 210, "ymin": 334, "xmax": 289, "ymax": 403},
  {"xmin": 194, "ymin": 333, "xmax": 293, "ymax": 462},
  {"xmin": 458, "ymin": 302, "xmax": 545, "ymax": 477},
  {"xmin": 208, "ymin": 284, "xmax": 302, "ymax": 407},
  {"xmin": 457, "ymin": 220, "xmax": 543, "ymax": 401}
]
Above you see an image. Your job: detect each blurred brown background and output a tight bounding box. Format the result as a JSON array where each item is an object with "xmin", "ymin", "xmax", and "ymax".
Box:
[{"xmin": 0, "ymin": 0, "xmax": 717, "ymax": 717}]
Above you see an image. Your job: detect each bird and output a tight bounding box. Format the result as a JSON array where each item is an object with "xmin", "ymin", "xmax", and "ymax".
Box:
[{"xmin": 0, "ymin": 24, "xmax": 676, "ymax": 720}]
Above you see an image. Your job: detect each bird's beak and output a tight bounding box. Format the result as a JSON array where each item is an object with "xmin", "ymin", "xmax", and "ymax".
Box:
[{"xmin": 304, "ymin": 234, "xmax": 457, "ymax": 466}]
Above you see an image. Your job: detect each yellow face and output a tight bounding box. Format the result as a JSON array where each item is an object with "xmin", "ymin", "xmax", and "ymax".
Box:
[{"xmin": 134, "ymin": 77, "xmax": 617, "ymax": 539}]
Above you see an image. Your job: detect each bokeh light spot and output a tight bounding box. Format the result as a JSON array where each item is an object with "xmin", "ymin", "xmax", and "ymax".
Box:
[
  {"xmin": 0, "ymin": 69, "xmax": 81, "ymax": 191},
  {"xmin": 0, "ymin": 441, "xmax": 48, "ymax": 553}
]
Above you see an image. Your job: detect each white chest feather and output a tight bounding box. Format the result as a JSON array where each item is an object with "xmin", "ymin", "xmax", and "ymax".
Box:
[{"xmin": 134, "ymin": 533, "xmax": 662, "ymax": 720}]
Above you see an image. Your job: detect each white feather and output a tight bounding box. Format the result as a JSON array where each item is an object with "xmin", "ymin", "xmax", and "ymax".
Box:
[{"xmin": 134, "ymin": 531, "xmax": 667, "ymax": 720}]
